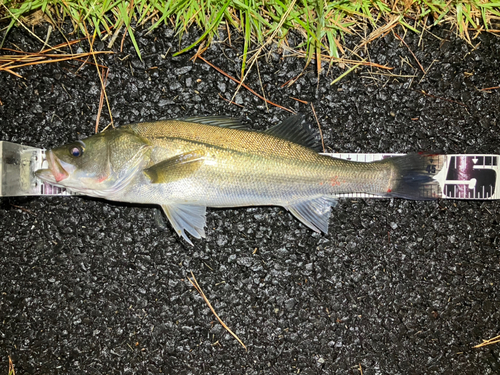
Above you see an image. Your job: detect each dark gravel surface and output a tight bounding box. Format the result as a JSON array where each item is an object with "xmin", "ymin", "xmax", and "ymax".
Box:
[{"xmin": 1, "ymin": 24, "xmax": 500, "ymax": 374}]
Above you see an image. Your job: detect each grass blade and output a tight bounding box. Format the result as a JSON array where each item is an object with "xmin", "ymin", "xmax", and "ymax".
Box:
[{"xmin": 173, "ymin": 0, "xmax": 231, "ymax": 56}]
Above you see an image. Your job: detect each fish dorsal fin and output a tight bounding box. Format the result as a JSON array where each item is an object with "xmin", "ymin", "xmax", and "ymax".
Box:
[
  {"xmin": 161, "ymin": 204, "xmax": 207, "ymax": 245},
  {"xmin": 265, "ymin": 114, "xmax": 320, "ymax": 151},
  {"xmin": 286, "ymin": 196, "xmax": 338, "ymax": 233},
  {"xmin": 177, "ymin": 116, "xmax": 248, "ymax": 129},
  {"xmin": 144, "ymin": 150, "xmax": 205, "ymax": 184}
]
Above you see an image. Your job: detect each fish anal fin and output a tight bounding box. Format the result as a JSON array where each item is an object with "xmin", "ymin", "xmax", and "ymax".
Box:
[
  {"xmin": 161, "ymin": 204, "xmax": 207, "ymax": 245},
  {"xmin": 287, "ymin": 197, "xmax": 337, "ymax": 233},
  {"xmin": 144, "ymin": 150, "xmax": 205, "ymax": 184},
  {"xmin": 265, "ymin": 114, "xmax": 320, "ymax": 151},
  {"xmin": 177, "ymin": 116, "xmax": 248, "ymax": 129}
]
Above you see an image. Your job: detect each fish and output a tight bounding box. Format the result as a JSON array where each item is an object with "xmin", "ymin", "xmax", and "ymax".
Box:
[{"xmin": 35, "ymin": 115, "xmax": 444, "ymax": 245}]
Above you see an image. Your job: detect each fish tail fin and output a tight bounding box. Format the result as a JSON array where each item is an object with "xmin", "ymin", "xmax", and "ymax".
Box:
[{"xmin": 383, "ymin": 153, "xmax": 445, "ymax": 200}]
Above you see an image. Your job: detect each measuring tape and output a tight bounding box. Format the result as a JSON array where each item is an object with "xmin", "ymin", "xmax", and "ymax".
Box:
[
  {"xmin": 0, "ymin": 141, "xmax": 74, "ymax": 197},
  {"xmin": 0, "ymin": 141, "xmax": 498, "ymax": 199},
  {"xmin": 327, "ymin": 153, "xmax": 498, "ymax": 200}
]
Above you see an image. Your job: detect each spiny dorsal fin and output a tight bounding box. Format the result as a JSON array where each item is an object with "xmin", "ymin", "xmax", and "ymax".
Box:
[
  {"xmin": 265, "ymin": 114, "xmax": 320, "ymax": 151},
  {"xmin": 144, "ymin": 150, "xmax": 205, "ymax": 184},
  {"xmin": 177, "ymin": 116, "xmax": 248, "ymax": 129}
]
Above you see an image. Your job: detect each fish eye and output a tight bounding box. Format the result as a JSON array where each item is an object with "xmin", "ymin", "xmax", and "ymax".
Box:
[{"xmin": 69, "ymin": 144, "xmax": 84, "ymax": 158}]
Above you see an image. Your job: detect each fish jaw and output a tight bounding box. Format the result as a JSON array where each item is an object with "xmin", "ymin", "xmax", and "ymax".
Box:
[{"xmin": 35, "ymin": 150, "xmax": 74, "ymax": 184}]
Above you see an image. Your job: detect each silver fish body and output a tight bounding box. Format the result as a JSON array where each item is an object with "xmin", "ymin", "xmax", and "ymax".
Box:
[{"xmin": 36, "ymin": 115, "xmax": 443, "ymax": 244}]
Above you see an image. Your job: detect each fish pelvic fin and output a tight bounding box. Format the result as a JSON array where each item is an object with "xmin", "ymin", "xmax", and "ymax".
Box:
[
  {"xmin": 265, "ymin": 114, "xmax": 321, "ymax": 151},
  {"xmin": 161, "ymin": 204, "xmax": 207, "ymax": 246},
  {"xmin": 383, "ymin": 153, "xmax": 445, "ymax": 200},
  {"xmin": 287, "ymin": 196, "xmax": 338, "ymax": 233},
  {"xmin": 144, "ymin": 150, "xmax": 205, "ymax": 184}
]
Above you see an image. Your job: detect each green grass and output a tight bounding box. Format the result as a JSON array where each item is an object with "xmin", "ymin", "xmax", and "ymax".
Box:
[{"xmin": 2, "ymin": 0, "xmax": 500, "ymax": 68}]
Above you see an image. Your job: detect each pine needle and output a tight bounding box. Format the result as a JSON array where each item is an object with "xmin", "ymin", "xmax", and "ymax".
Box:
[
  {"xmin": 196, "ymin": 54, "xmax": 294, "ymax": 113},
  {"xmin": 188, "ymin": 272, "xmax": 247, "ymax": 350},
  {"xmin": 0, "ymin": 48, "xmax": 111, "ymax": 77},
  {"xmin": 310, "ymin": 102, "xmax": 325, "ymax": 153},
  {"xmin": 95, "ymin": 66, "xmax": 110, "ymax": 133},
  {"xmin": 394, "ymin": 33, "xmax": 425, "ymax": 73},
  {"xmin": 2, "ymin": 0, "xmax": 500, "ymax": 80},
  {"xmin": 474, "ymin": 334, "xmax": 500, "ymax": 348}
]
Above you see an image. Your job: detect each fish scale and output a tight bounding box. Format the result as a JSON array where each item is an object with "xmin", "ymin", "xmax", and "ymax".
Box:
[
  {"xmin": 130, "ymin": 120, "xmax": 320, "ymax": 161},
  {"xmin": 130, "ymin": 121, "xmax": 394, "ymax": 197}
]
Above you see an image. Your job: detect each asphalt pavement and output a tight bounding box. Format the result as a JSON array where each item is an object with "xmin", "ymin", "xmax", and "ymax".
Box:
[{"xmin": 1, "ymin": 24, "xmax": 499, "ymax": 374}]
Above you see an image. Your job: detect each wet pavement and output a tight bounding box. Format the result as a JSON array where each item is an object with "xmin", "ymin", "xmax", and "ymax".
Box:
[{"xmin": 1, "ymin": 24, "xmax": 500, "ymax": 374}]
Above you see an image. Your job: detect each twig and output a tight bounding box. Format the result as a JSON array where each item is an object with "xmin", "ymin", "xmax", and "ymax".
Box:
[
  {"xmin": 10, "ymin": 204, "xmax": 35, "ymax": 215},
  {"xmin": 360, "ymin": 72, "xmax": 416, "ymax": 79},
  {"xmin": 40, "ymin": 24, "xmax": 52, "ymax": 53},
  {"xmin": 419, "ymin": 90, "xmax": 468, "ymax": 108},
  {"xmin": 0, "ymin": 67, "xmax": 22, "ymax": 78},
  {"xmin": 226, "ymin": 21, "xmax": 232, "ymax": 47},
  {"xmin": 290, "ymin": 97, "xmax": 308, "ymax": 104},
  {"xmin": 280, "ymin": 44, "xmax": 394, "ymax": 71},
  {"xmin": 0, "ymin": 50, "xmax": 111, "ymax": 75},
  {"xmin": 255, "ymin": 59, "xmax": 268, "ymax": 112},
  {"xmin": 196, "ymin": 55, "xmax": 294, "ymax": 113},
  {"xmin": 394, "ymin": 33, "xmax": 425, "ymax": 74},
  {"xmin": 310, "ymin": 103, "xmax": 325, "ymax": 152},
  {"xmin": 281, "ymin": 69, "xmax": 306, "ymax": 88},
  {"xmin": 418, "ymin": 15, "xmax": 428, "ymax": 48},
  {"xmin": 84, "ymin": 22, "xmax": 114, "ymax": 128},
  {"xmin": 0, "ymin": 36, "xmax": 113, "ymax": 78},
  {"xmin": 188, "ymin": 272, "xmax": 247, "ymax": 350},
  {"xmin": 474, "ymin": 334, "xmax": 500, "ymax": 348},
  {"xmin": 120, "ymin": 25, "xmax": 127, "ymax": 52},
  {"xmin": 218, "ymin": 93, "xmax": 244, "ymax": 107},
  {"xmin": 331, "ymin": 63, "xmax": 362, "ymax": 85},
  {"xmin": 191, "ymin": 41, "xmax": 208, "ymax": 63},
  {"xmin": 75, "ymin": 56, "xmax": 91, "ymax": 74},
  {"xmin": 8, "ymin": 356, "xmax": 15, "ymax": 375},
  {"xmin": 480, "ymin": 86, "xmax": 499, "ymax": 91},
  {"xmin": 418, "ymin": 59, "xmax": 438, "ymax": 84},
  {"xmin": 108, "ymin": 22, "xmax": 124, "ymax": 49},
  {"xmin": 96, "ymin": 67, "xmax": 109, "ymax": 133},
  {"xmin": 100, "ymin": 122, "xmax": 114, "ymax": 132}
]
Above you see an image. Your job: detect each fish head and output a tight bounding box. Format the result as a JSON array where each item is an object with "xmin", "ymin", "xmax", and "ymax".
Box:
[{"xmin": 36, "ymin": 127, "xmax": 150, "ymax": 196}]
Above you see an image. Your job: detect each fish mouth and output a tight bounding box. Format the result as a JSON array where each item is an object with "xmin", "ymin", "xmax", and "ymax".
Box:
[{"xmin": 35, "ymin": 150, "xmax": 69, "ymax": 183}]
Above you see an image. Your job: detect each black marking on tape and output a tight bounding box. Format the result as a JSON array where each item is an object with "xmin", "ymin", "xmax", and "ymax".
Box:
[{"xmin": 444, "ymin": 156, "xmax": 496, "ymax": 199}]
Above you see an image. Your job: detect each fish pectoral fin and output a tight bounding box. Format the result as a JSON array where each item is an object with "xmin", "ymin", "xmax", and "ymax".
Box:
[
  {"xmin": 161, "ymin": 204, "xmax": 207, "ymax": 246},
  {"xmin": 265, "ymin": 114, "xmax": 320, "ymax": 151},
  {"xmin": 144, "ymin": 150, "xmax": 206, "ymax": 184},
  {"xmin": 177, "ymin": 116, "xmax": 248, "ymax": 129},
  {"xmin": 286, "ymin": 197, "xmax": 337, "ymax": 234}
]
